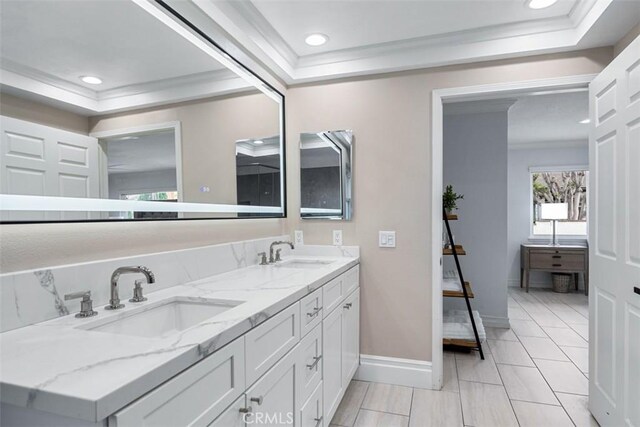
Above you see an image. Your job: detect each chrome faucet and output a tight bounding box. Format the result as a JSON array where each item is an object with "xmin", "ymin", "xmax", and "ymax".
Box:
[
  {"xmin": 269, "ymin": 241, "xmax": 294, "ymax": 263},
  {"xmin": 107, "ymin": 266, "xmax": 155, "ymax": 310}
]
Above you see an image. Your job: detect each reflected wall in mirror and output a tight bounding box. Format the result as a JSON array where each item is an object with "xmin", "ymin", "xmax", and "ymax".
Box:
[
  {"xmin": 0, "ymin": 0, "xmax": 285, "ymax": 222},
  {"xmin": 300, "ymin": 131, "xmax": 353, "ymax": 220}
]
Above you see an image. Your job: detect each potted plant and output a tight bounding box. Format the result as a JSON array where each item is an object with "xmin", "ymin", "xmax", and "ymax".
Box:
[{"xmin": 443, "ymin": 185, "xmax": 463, "ymax": 214}]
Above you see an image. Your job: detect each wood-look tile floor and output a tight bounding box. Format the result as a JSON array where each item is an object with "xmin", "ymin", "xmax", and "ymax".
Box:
[{"xmin": 330, "ymin": 288, "xmax": 598, "ymax": 427}]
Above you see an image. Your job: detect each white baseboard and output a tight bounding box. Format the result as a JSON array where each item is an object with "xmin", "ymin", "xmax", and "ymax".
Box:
[
  {"xmin": 355, "ymin": 354, "xmax": 432, "ymax": 389},
  {"xmin": 481, "ymin": 315, "xmax": 510, "ymax": 328}
]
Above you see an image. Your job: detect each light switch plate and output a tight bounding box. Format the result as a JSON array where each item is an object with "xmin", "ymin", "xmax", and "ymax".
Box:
[
  {"xmin": 379, "ymin": 231, "xmax": 396, "ymax": 248},
  {"xmin": 332, "ymin": 230, "xmax": 343, "ymax": 246},
  {"xmin": 294, "ymin": 230, "xmax": 304, "ymax": 246}
]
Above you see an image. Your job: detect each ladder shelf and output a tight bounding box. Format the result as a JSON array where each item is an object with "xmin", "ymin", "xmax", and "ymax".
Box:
[{"xmin": 442, "ymin": 209, "xmax": 485, "ymax": 359}]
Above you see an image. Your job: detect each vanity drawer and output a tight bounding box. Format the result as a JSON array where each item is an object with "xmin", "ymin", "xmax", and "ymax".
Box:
[
  {"xmin": 300, "ymin": 381, "xmax": 323, "ymax": 427},
  {"xmin": 300, "ymin": 288, "xmax": 323, "ymax": 337},
  {"xmin": 298, "ymin": 323, "xmax": 323, "ymax": 404},
  {"xmin": 342, "ymin": 265, "xmax": 359, "ymax": 297},
  {"xmin": 323, "ymin": 276, "xmax": 343, "ymax": 317},
  {"xmin": 530, "ymin": 252, "xmax": 585, "ymax": 271},
  {"xmin": 110, "ymin": 337, "xmax": 245, "ymax": 427},
  {"xmin": 245, "ymin": 302, "xmax": 300, "ymax": 386}
]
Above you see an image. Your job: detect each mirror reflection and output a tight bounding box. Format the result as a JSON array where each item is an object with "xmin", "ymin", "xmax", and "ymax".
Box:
[
  {"xmin": 0, "ymin": 0, "xmax": 284, "ymax": 222},
  {"xmin": 300, "ymin": 130, "xmax": 353, "ymax": 220}
]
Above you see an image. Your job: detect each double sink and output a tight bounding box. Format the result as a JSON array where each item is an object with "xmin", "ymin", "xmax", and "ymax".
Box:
[{"xmin": 77, "ymin": 257, "xmax": 335, "ymax": 340}]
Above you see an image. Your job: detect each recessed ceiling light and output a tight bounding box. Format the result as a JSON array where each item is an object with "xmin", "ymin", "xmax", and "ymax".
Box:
[
  {"xmin": 527, "ymin": 0, "xmax": 558, "ymax": 9},
  {"xmin": 80, "ymin": 75, "xmax": 103, "ymax": 85},
  {"xmin": 579, "ymin": 118, "xmax": 590, "ymax": 124},
  {"xmin": 253, "ymin": 140, "xmax": 264, "ymax": 145},
  {"xmin": 305, "ymin": 33, "xmax": 328, "ymax": 47},
  {"xmin": 117, "ymin": 136, "xmax": 139, "ymax": 141}
]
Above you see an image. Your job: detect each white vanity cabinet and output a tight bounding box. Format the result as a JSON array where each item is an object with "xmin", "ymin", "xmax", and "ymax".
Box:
[{"xmin": 5, "ymin": 264, "xmax": 360, "ymax": 427}]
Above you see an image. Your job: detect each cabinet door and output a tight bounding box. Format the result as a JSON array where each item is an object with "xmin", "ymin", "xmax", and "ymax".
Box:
[
  {"xmin": 110, "ymin": 337, "xmax": 245, "ymax": 427},
  {"xmin": 342, "ymin": 288, "xmax": 360, "ymax": 384},
  {"xmin": 300, "ymin": 382, "xmax": 323, "ymax": 427},
  {"xmin": 298, "ymin": 323, "xmax": 322, "ymax": 404},
  {"xmin": 245, "ymin": 344, "xmax": 298, "ymax": 427},
  {"xmin": 322, "ymin": 304, "xmax": 343, "ymax": 423},
  {"xmin": 208, "ymin": 395, "xmax": 247, "ymax": 427},
  {"xmin": 245, "ymin": 302, "xmax": 300, "ymax": 386}
]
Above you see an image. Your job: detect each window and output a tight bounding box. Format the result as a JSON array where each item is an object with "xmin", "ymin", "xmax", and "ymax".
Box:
[{"xmin": 531, "ymin": 167, "xmax": 588, "ymax": 237}]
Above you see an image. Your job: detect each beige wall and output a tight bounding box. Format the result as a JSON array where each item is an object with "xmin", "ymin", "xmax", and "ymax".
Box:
[
  {"xmin": 0, "ymin": 47, "xmax": 612, "ymax": 363},
  {"xmin": 0, "ymin": 93, "xmax": 89, "ymax": 134},
  {"xmin": 614, "ymin": 22, "xmax": 640, "ymax": 58},
  {"xmin": 286, "ymin": 47, "xmax": 612, "ymax": 361},
  {"xmin": 90, "ymin": 92, "xmax": 280, "ymax": 206}
]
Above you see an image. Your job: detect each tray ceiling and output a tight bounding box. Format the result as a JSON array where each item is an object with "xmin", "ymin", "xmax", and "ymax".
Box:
[{"xmin": 201, "ymin": 0, "xmax": 640, "ymax": 84}]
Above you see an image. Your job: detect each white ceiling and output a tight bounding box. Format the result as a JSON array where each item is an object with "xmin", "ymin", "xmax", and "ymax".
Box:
[
  {"xmin": 1, "ymin": 0, "xmax": 638, "ymax": 113},
  {"xmin": 105, "ymin": 131, "xmax": 176, "ymax": 174},
  {"xmin": 0, "ymin": 0, "xmax": 252, "ymax": 114},
  {"xmin": 0, "ymin": 0, "xmax": 222, "ymax": 91},
  {"xmin": 446, "ymin": 90, "xmax": 590, "ymax": 147},
  {"xmin": 251, "ymin": 0, "xmax": 577, "ymax": 56},
  {"xmin": 509, "ymin": 91, "xmax": 589, "ymax": 147},
  {"xmin": 205, "ymin": 0, "xmax": 640, "ymax": 83}
]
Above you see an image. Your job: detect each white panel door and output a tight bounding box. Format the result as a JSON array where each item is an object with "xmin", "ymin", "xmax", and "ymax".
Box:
[
  {"xmin": 0, "ymin": 116, "xmax": 99, "ymax": 221},
  {"xmin": 589, "ymin": 35, "xmax": 640, "ymax": 427}
]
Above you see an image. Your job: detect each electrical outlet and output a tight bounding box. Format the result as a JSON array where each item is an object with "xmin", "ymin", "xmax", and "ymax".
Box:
[
  {"xmin": 379, "ymin": 231, "xmax": 396, "ymax": 248},
  {"xmin": 332, "ymin": 230, "xmax": 343, "ymax": 246},
  {"xmin": 294, "ymin": 230, "xmax": 304, "ymax": 246}
]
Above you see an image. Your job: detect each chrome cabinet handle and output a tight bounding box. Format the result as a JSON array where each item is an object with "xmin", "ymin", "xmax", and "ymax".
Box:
[
  {"xmin": 250, "ymin": 396, "xmax": 263, "ymax": 405},
  {"xmin": 306, "ymin": 355, "xmax": 322, "ymax": 370},
  {"xmin": 314, "ymin": 416, "xmax": 323, "ymax": 427},
  {"xmin": 343, "ymin": 302, "xmax": 353, "ymax": 309},
  {"xmin": 307, "ymin": 306, "xmax": 322, "ymax": 317},
  {"xmin": 238, "ymin": 406, "xmax": 252, "ymax": 413}
]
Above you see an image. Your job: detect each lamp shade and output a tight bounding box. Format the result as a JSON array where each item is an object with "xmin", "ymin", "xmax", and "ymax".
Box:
[{"xmin": 540, "ymin": 203, "xmax": 568, "ymax": 220}]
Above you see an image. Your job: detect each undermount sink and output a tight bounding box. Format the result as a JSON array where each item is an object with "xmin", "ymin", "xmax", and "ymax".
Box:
[
  {"xmin": 275, "ymin": 259, "xmax": 335, "ymax": 269},
  {"xmin": 81, "ymin": 297, "xmax": 243, "ymax": 339}
]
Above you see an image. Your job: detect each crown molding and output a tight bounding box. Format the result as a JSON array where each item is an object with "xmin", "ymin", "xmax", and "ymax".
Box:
[
  {"xmin": 189, "ymin": 0, "xmax": 622, "ymax": 84},
  {"xmin": 1, "ymin": 63, "xmax": 252, "ymax": 115}
]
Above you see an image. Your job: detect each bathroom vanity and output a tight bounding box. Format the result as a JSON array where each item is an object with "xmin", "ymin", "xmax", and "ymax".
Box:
[{"xmin": 0, "ymin": 240, "xmax": 360, "ymax": 427}]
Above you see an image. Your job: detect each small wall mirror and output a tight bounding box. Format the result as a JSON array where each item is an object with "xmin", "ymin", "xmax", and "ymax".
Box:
[{"xmin": 300, "ymin": 130, "xmax": 353, "ymax": 220}]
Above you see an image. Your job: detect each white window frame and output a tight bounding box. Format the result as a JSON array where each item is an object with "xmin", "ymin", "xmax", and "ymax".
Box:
[{"xmin": 528, "ymin": 164, "xmax": 589, "ymax": 239}]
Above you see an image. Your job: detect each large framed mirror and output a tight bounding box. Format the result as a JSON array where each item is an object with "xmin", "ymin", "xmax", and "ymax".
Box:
[
  {"xmin": 0, "ymin": 0, "xmax": 285, "ymax": 223},
  {"xmin": 300, "ymin": 130, "xmax": 353, "ymax": 220}
]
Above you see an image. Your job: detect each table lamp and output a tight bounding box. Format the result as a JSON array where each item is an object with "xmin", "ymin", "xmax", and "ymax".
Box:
[{"xmin": 540, "ymin": 203, "xmax": 568, "ymax": 246}]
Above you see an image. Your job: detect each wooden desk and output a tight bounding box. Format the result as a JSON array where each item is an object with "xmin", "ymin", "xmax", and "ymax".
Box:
[{"xmin": 520, "ymin": 244, "xmax": 589, "ymax": 295}]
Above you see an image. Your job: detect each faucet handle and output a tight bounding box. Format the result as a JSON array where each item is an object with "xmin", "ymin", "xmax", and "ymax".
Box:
[
  {"xmin": 64, "ymin": 290, "xmax": 98, "ymax": 318},
  {"xmin": 275, "ymin": 248, "xmax": 282, "ymax": 262},
  {"xmin": 258, "ymin": 252, "xmax": 268, "ymax": 265},
  {"xmin": 129, "ymin": 279, "xmax": 148, "ymax": 303}
]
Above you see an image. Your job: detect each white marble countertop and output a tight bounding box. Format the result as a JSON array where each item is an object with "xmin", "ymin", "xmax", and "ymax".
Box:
[{"xmin": 0, "ymin": 253, "xmax": 359, "ymax": 422}]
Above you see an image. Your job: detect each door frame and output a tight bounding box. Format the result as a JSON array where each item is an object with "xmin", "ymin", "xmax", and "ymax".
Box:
[
  {"xmin": 90, "ymin": 121, "xmax": 183, "ymax": 203},
  {"xmin": 430, "ymin": 74, "xmax": 596, "ymax": 389}
]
